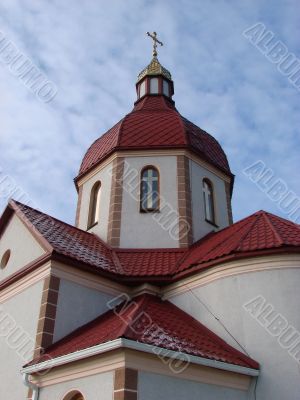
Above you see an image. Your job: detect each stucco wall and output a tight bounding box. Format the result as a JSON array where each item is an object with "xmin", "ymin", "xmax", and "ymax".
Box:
[
  {"xmin": 53, "ymin": 278, "xmax": 115, "ymax": 341},
  {"xmin": 78, "ymin": 162, "xmax": 113, "ymax": 241},
  {"xmin": 138, "ymin": 371, "xmax": 248, "ymax": 400},
  {"xmin": 0, "ymin": 214, "xmax": 45, "ymax": 280},
  {"xmin": 189, "ymin": 159, "xmax": 229, "ymax": 241},
  {"xmin": 0, "ymin": 280, "xmax": 43, "ymax": 399},
  {"xmin": 38, "ymin": 371, "xmax": 114, "ymax": 400},
  {"xmin": 169, "ymin": 265, "xmax": 300, "ymax": 400},
  {"xmin": 120, "ymin": 155, "xmax": 179, "ymax": 248}
]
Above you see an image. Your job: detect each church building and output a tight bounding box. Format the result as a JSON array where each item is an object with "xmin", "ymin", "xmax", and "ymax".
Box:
[{"xmin": 0, "ymin": 33, "xmax": 300, "ymax": 400}]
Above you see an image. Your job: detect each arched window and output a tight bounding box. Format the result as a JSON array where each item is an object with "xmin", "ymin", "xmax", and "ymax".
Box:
[
  {"xmin": 203, "ymin": 179, "xmax": 215, "ymax": 224},
  {"xmin": 140, "ymin": 166, "xmax": 159, "ymax": 212},
  {"xmin": 88, "ymin": 181, "xmax": 101, "ymax": 228},
  {"xmin": 63, "ymin": 390, "xmax": 84, "ymax": 400}
]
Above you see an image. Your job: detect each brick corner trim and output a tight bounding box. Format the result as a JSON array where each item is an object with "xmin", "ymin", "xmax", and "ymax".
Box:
[
  {"xmin": 34, "ymin": 275, "xmax": 60, "ymax": 358},
  {"xmin": 114, "ymin": 367, "xmax": 138, "ymax": 400}
]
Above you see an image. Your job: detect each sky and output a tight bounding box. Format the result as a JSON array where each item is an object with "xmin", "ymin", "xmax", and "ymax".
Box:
[{"xmin": 0, "ymin": 0, "xmax": 299, "ymax": 226}]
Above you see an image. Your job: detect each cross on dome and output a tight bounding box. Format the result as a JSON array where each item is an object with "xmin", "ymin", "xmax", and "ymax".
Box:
[{"xmin": 146, "ymin": 31, "xmax": 163, "ymax": 57}]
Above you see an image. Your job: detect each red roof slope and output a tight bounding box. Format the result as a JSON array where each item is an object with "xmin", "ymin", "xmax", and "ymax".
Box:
[
  {"xmin": 6, "ymin": 201, "xmax": 300, "ymax": 283},
  {"xmin": 12, "ymin": 201, "xmax": 120, "ymax": 275},
  {"xmin": 77, "ymin": 96, "xmax": 231, "ymax": 179},
  {"xmin": 30, "ymin": 294, "xmax": 259, "ymax": 370},
  {"xmin": 115, "ymin": 248, "xmax": 185, "ymax": 276},
  {"xmin": 176, "ymin": 211, "xmax": 300, "ymax": 274}
]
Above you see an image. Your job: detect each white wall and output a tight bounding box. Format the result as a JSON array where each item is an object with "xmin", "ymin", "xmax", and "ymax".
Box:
[
  {"xmin": 0, "ymin": 280, "xmax": 43, "ymax": 400},
  {"xmin": 138, "ymin": 371, "xmax": 248, "ymax": 400},
  {"xmin": 38, "ymin": 371, "xmax": 114, "ymax": 400},
  {"xmin": 78, "ymin": 162, "xmax": 113, "ymax": 241},
  {"xmin": 54, "ymin": 279, "xmax": 116, "ymax": 342},
  {"xmin": 169, "ymin": 265, "xmax": 300, "ymax": 400},
  {"xmin": 190, "ymin": 160, "xmax": 229, "ymax": 242},
  {"xmin": 0, "ymin": 214, "xmax": 45, "ymax": 280},
  {"xmin": 77, "ymin": 155, "xmax": 231, "ymax": 248},
  {"xmin": 120, "ymin": 155, "xmax": 179, "ymax": 248}
]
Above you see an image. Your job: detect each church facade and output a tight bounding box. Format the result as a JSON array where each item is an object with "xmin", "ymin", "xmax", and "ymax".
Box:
[{"xmin": 0, "ymin": 36, "xmax": 300, "ymax": 400}]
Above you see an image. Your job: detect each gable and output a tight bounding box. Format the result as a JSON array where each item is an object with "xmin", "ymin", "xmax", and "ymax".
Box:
[{"xmin": 0, "ymin": 213, "xmax": 46, "ymax": 281}]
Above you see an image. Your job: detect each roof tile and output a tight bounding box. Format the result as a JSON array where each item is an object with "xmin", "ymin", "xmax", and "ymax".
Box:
[
  {"xmin": 78, "ymin": 96, "xmax": 231, "ymax": 179},
  {"xmin": 9, "ymin": 202, "xmax": 300, "ymax": 282},
  {"xmin": 30, "ymin": 294, "xmax": 259, "ymax": 370}
]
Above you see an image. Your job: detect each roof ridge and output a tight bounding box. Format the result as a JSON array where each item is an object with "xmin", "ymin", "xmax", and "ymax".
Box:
[
  {"xmin": 12, "ymin": 200, "xmax": 94, "ymax": 236},
  {"xmin": 122, "ymin": 294, "xmax": 151, "ymax": 338},
  {"xmin": 174, "ymin": 213, "xmax": 269, "ymax": 274},
  {"xmin": 162, "ymin": 299, "xmax": 259, "ymax": 369},
  {"xmin": 170, "ymin": 244, "xmax": 202, "ymax": 274},
  {"xmin": 262, "ymin": 212, "xmax": 285, "ymax": 246},
  {"xmin": 204, "ymin": 215, "xmax": 258, "ymax": 260},
  {"xmin": 235, "ymin": 213, "xmax": 266, "ymax": 251},
  {"xmin": 79, "ymin": 118, "xmax": 124, "ymax": 166},
  {"xmin": 116, "ymin": 247, "xmax": 186, "ymax": 253},
  {"xmin": 12, "ymin": 200, "xmax": 115, "ymax": 255},
  {"xmin": 171, "ymin": 231, "xmax": 216, "ymax": 274},
  {"xmin": 263, "ymin": 210, "xmax": 300, "ymax": 230},
  {"xmin": 116, "ymin": 114, "xmax": 127, "ymax": 147},
  {"xmin": 177, "ymin": 112, "xmax": 190, "ymax": 146},
  {"xmin": 9, "ymin": 200, "xmax": 54, "ymax": 252},
  {"xmin": 181, "ymin": 116, "xmax": 231, "ymax": 174},
  {"xmin": 110, "ymin": 249, "xmax": 125, "ymax": 275}
]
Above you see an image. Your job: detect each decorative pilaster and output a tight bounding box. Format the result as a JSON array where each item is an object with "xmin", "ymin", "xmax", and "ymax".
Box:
[
  {"xmin": 75, "ymin": 185, "xmax": 83, "ymax": 227},
  {"xmin": 225, "ymin": 181, "xmax": 233, "ymax": 225},
  {"xmin": 177, "ymin": 155, "xmax": 193, "ymax": 247},
  {"xmin": 107, "ymin": 157, "xmax": 124, "ymax": 247}
]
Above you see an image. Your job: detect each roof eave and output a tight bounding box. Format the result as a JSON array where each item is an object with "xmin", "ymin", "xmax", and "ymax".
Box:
[
  {"xmin": 74, "ymin": 145, "xmax": 234, "ymax": 189},
  {"xmin": 22, "ymin": 338, "xmax": 259, "ymax": 376},
  {"xmin": 173, "ymin": 247, "xmax": 300, "ymax": 282}
]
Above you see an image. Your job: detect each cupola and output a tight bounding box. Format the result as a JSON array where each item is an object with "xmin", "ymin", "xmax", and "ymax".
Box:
[{"xmin": 136, "ymin": 32, "xmax": 174, "ymax": 101}]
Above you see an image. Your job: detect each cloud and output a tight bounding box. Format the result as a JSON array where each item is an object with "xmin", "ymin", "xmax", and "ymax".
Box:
[{"xmin": 0, "ymin": 0, "xmax": 299, "ymax": 225}]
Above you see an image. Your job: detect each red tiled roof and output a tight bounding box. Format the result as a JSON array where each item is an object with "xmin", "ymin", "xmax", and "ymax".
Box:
[
  {"xmin": 176, "ymin": 211, "xmax": 300, "ymax": 274},
  {"xmin": 12, "ymin": 201, "xmax": 120, "ymax": 275},
  {"xmin": 30, "ymin": 294, "xmax": 259, "ymax": 370},
  {"xmin": 77, "ymin": 96, "xmax": 231, "ymax": 179},
  {"xmin": 7, "ymin": 201, "xmax": 300, "ymax": 283},
  {"xmin": 115, "ymin": 248, "xmax": 185, "ymax": 276}
]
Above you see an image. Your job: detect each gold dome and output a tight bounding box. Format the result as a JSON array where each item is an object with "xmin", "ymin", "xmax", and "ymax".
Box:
[{"xmin": 137, "ymin": 57, "xmax": 172, "ymax": 83}]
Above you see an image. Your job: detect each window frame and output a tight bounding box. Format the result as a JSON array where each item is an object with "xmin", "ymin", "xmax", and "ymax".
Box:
[
  {"xmin": 0, "ymin": 249, "xmax": 11, "ymax": 269},
  {"xmin": 140, "ymin": 166, "xmax": 160, "ymax": 213},
  {"xmin": 150, "ymin": 77, "xmax": 159, "ymax": 94},
  {"xmin": 202, "ymin": 178, "xmax": 217, "ymax": 226},
  {"xmin": 139, "ymin": 79, "xmax": 146, "ymax": 98},
  {"xmin": 163, "ymin": 79, "xmax": 169, "ymax": 96},
  {"xmin": 87, "ymin": 181, "xmax": 101, "ymax": 229},
  {"xmin": 62, "ymin": 390, "xmax": 85, "ymax": 400}
]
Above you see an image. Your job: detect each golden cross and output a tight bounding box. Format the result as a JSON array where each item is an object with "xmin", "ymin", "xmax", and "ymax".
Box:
[{"xmin": 146, "ymin": 31, "xmax": 163, "ymax": 57}]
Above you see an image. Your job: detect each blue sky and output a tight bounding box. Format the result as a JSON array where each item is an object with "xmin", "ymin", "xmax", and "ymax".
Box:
[{"xmin": 0, "ymin": 0, "xmax": 299, "ymax": 225}]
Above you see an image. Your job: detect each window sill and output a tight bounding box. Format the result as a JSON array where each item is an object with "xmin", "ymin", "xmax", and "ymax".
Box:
[
  {"xmin": 87, "ymin": 221, "xmax": 98, "ymax": 230},
  {"xmin": 140, "ymin": 209, "xmax": 160, "ymax": 214},
  {"xmin": 205, "ymin": 219, "xmax": 219, "ymax": 228}
]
